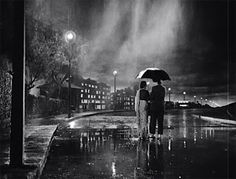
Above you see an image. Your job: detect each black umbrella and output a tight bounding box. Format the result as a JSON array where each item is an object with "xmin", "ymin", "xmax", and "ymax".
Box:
[{"xmin": 136, "ymin": 67, "xmax": 171, "ymax": 82}]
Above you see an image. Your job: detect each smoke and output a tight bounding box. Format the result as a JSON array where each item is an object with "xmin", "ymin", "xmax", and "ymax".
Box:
[{"xmin": 79, "ymin": 0, "xmax": 186, "ymax": 88}]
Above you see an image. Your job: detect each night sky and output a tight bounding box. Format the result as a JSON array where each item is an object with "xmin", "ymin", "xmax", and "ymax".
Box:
[{"xmin": 28, "ymin": 0, "xmax": 236, "ymax": 106}]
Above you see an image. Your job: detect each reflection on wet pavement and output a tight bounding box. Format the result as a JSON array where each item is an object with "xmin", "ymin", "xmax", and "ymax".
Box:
[{"xmin": 41, "ymin": 109, "xmax": 236, "ymax": 179}]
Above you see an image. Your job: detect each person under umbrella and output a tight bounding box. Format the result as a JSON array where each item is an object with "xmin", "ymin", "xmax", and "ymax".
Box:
[
  {"xmin": 149, "ymin": 79, "xmax": 166, "ymax": 139},
  {"xmin": 135, "ymin": 81, "xmax": 150, "ymax": 140},
  {"xmin": 136, "ymin": 67, "xmax": 170, "ymax": 140}
]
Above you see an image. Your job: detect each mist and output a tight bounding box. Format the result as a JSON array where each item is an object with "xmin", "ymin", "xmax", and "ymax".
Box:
[{"xmin": 78, "ymin": 0, "xmax": 186, "ymax": 88}]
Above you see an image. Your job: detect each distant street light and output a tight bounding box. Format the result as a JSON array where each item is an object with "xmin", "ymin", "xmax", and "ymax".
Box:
[
  {"xmin": 113, "ymin": 70, "xmax": 118, "ymax": 110},
  {"xmin": 183, "ymin": 91, "xmax": 186, "ymax": 101},
  {"xmin": 168, "ymin": 88, "xmax": 171, "ymax": 102},
  {"xmin": 200, "ymin": 97, "xmax": 203, "ymax": 105},
  {"xmin": 113, "ymin": 70, "xmax": 118, "ymax": 93},
  {"xmin": 194, "ymin": 96, "xmax": 196, "ymax": 103},
  {"xmin": 64, "ymin": 30, "xmax": 76, "ymax": 118}
]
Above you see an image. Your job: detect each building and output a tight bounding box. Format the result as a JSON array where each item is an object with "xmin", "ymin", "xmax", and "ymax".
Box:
[
  {"xmin": 38, "ymin": 77, "xmax": 111, "ymax": 112},
  {"xmin": 78, "ymin": 78, "xmax": 111, "ymax": 111},
  {"xmin": 111, "ymin": 87, "xmax": 135, "ymax": 110}
]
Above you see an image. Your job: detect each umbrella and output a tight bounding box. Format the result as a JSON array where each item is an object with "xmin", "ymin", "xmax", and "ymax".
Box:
[{"xmin": 136, "ymin": 67, "xmax": 171, "ymax": 82}]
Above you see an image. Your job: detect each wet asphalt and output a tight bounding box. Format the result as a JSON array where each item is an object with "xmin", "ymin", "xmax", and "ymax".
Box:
[{"xmin": 41, "ymin": 109, "xmax": 236, "ymax": 179}]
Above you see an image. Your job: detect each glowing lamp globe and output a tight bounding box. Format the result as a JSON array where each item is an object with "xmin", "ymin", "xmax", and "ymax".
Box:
[
  {"xmin": 113, "ymin": 70, "xmax": 118, "ymax": 76},
  {"xmin": 64, "ymin": 31, "xmax": 76, "ymax": 43}
]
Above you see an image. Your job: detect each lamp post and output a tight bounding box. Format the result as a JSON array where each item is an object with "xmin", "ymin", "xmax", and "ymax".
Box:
[
  {"xmin": 64, "ymin": 30, "xmax": 76, "ymax": 118},
  {"xmin": 168, "ymin": 88, "xmax": 171, "ymax": 102},
  {"xmin": 194, "ymin": 96, "xmax": 196, "ymax": 103},
  {"xmin": 113, "ymin": 70, "xmax": 117, "ymax": 93},
  {"xmin": 113, "ymin": 70, "xmax": 118, "ymax": 110},
  {"xmin": 200, "ymin": 97, "xmax": 203, "ymax": 105},
  {"xmin": 183, "ymin": 91, "xmax": 186, "ymax": 101}
]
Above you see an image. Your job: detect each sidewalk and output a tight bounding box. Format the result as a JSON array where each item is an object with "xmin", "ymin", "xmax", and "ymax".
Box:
[
  {"xmin": 0, "ymin": 110, "xmax": 116, "ymax": 178},
  {"xmin": 0, "ymin": 125, "xmax": 57, "ymax": 179},
  {"xmin": 192, "ymin": 114, "xmax": 236, "ymax": 125}
]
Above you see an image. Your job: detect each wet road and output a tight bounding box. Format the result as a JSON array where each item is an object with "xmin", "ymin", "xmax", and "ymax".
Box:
[{"xmin": 41, "ymin": 109, "xmax": 236, "ymax": 179}]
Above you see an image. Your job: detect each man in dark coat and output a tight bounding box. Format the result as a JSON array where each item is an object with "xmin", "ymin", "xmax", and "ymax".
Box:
[{"xmin": 149, "ymin": 80, "xmax": 166, "ymax": 139}]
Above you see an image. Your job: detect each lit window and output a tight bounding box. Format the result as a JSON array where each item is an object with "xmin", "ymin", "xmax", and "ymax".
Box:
[
  {"xmin": 81, "ymin": 94, "xmax": 83, "ymax": 98},
  {"xmin": 82, "ymin": 83, "xmax": 84, "ymax": 86}
]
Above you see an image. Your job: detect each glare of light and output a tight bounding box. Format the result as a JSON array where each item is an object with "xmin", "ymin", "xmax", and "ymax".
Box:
[
  {"xmin": 69, "ymin": 121, "xmax": 76, "ymax": 128},
  {"xmin": 168, "ymin": 87, "xmax": 171, "ymax": 91},
  {"xmin": 205, "ymin": 99, "xmax": 208, "ymax": 101},
  {"xmin": 183, "ymin": 91, "xmax": 186, "ymax": 95},
  {"xmin": 183, "ymin": 141, "xmax": 187, "ymax": 148},
  {"xmin": 112, "ymin": 162, "xmax": 116, "ymax": 177},
  {"xmin": 113, "ymin": 70, "xmax": 118, "ymax": 76},
  {"xmin": 168, "ymin": 138, "xmax": 172, "ymax": 151},
  {"xmin": 147, "ymin": 82, "xmax": 150, "ymax": 85},
  {"xmin": 64, "ymin": 30, "xmax": 76, "ymax": 43},
  {"xmin": 194, "ymin": 96, "xmax": 196, "ymax": 98}
]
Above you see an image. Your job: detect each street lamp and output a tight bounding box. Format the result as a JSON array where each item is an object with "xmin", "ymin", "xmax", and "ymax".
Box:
[
  {"xmin": 113, "ymin": 70, "xmax": 118, "ymax": 93},
  {"xmin": 194, "ymin": 96, "xmax": 196, "ymax": 103},
  {"xmin": 183, "ymin": 91, "xmax": 186, "ymax": 101},
  {"xmin": 200, "ymin": 97, "xmax": 203, "ymax": 105},
  {"xmin": 113, "ymin": 70, "xmax": 118, "ymax": 110},
  {"xmin": 64, "ymin": 30, "xmax": 76, "ymax": 118},
  {"xmin": 168, "ymin": 88, "xmax": 171, "ymax": 102}
]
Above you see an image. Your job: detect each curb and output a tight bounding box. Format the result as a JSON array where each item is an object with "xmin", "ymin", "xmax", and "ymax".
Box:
[
  {"xmin": 192, "ymin": 114, "xmax": 236, "ymax": 125},
  {"xmin": 37, "ymin": 125, "xmax": 58, "ymax": 178},
  {"xmin": 0, "ymin": 125, "xmax": 58, "ymax": 179},
  {"xmin": 59, "ymin": 110, "xmax": 126, "ymax": 128}
]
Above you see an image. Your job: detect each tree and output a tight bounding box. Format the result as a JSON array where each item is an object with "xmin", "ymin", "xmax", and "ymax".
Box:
[{"xmin": 25, "ymin": 17, "xmax": 67, "ymax": 93}]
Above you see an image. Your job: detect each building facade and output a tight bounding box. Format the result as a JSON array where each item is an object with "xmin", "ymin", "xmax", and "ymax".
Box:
[
  {"xmin": 111, "ymin": 88, "xmax": 135, "ymax": 110},
  {"xmin": 77, "ymin": 78, "xmax": 111, "ymax": 111}
]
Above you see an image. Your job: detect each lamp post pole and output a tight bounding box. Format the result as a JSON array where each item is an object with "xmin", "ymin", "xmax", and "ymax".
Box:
[
  {"xmin": 183, "ymin": 91, "xmax": 186, "ymax": 101},
  {"xmin": 68, "ymin": 49, "xmax": 71, "ymax": 118},
  {"xmin": 168, "ymin": 88, "xmax": 171, "ymax": 102},
  {"xmin": 10, "ymin": 0, "xmax": 25, "ymax": 166},
  {"xmin": 113, "ymin": 70, "xmax": 117, "ymax": 110},
  {"xmin": 64, "ymin": 31, "xmax": 76, "ymax": 118}
]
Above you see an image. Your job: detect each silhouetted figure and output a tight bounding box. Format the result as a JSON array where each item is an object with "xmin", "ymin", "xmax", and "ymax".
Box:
[
  {"xmin": 135, "ymin": 81, "xmax": 150, "ymax": 140},
  {"xmin": 150, "ymin": 80, "xmax": 166, "ymax": 139}
]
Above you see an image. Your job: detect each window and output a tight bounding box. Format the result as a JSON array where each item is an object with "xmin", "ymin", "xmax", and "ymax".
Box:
[
  {"xmin": 88, "ymin": 95, "xmax": 90, "ymax": 98},
  {"xmin": 82, "ymin": 83, "xmax": 84, "ymax": 86},
  {"xmin": 81, "ymin": 94, "xmax": 83, "ymax": 98}
]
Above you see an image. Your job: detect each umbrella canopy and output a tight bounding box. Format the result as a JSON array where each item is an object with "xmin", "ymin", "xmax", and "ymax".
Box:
[{"xmin": 136, "ymin": 67, "xmax": 171, "ymax": 82}]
